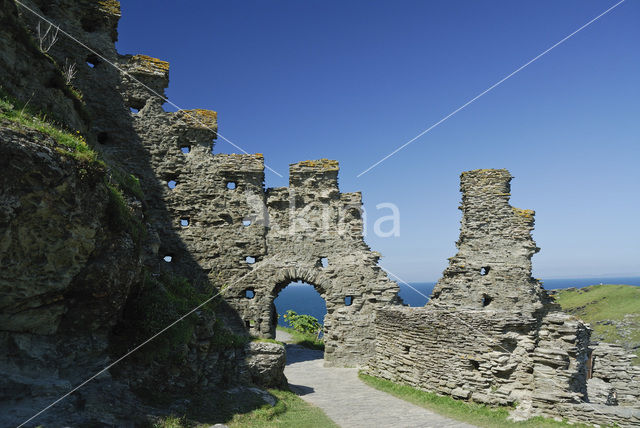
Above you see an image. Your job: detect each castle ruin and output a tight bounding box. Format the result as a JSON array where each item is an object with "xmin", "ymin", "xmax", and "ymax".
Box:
[{"xmin": 0, "ymin": 1, "xmax": 638, "ymax": 426}]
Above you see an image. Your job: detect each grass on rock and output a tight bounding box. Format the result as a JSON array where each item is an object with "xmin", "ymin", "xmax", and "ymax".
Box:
[
  {"xmin": 358, "ymin": 373, "xmax": 595, "ymax": 428},
  {"xmin": 0, "ymin": 89, "xmax": 100, "ymax": 166}
]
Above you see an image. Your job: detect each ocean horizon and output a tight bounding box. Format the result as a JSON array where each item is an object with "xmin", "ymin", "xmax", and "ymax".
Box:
[{"xmin": 275, "ymin": 276, "xmax": 640, "ymax": 327}]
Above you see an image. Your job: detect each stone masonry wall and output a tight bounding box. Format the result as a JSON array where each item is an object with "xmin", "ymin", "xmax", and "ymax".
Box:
[
  {"xmin": 430, "ymin": 169, "xmax": 550, "ymax": 311},
  {"xmin": 368, "ymin": 169, "xmax": 640, "ymax": 427},
  {"xmin": 225, "ymin": 160, "xmax": 401, "ymax": 366}
]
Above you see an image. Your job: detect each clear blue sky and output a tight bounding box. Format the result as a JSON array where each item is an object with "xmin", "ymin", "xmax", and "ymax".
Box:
[{"xmin": 116, "ymin": 0, "xmax": 639, "ymax": 281}]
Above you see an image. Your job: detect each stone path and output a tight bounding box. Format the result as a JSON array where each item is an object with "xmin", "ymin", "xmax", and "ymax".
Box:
[{"xmin": 276, "ymin": 330, "xmax": 475, "ymax": 428}]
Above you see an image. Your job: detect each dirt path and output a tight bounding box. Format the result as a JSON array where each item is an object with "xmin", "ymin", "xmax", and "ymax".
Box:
[{"xmin": 276, "ymin": 330, "xmax": 475, "ymax": 428}]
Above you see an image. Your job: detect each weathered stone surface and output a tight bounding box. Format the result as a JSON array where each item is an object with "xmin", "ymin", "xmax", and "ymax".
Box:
[
  {"xmin": 429, "ymin": 169, "xmax": 550, "ymax": 312},
  {"xmin": 0, "ymin": 0, "xmax": 87, "ymax": 132},
  {"xmin": 587, "ymin": 342, "xmax": 640, "ymax": 407},
  {"xmin": 0, "ymin": 124, "xmax": 144, "ymax": 426},
  {"xmin": 1, "ymin": 1, "xmax": 283, "ymax": 425},
  {"xmin": 245, "ymin": 342, "xmax": 287, "ymax": 388}
]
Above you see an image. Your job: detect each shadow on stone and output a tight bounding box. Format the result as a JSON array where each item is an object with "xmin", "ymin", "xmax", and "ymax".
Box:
[
  {"xmin": 288, "ymin": 384, "xmax": 315, "ymax": 396},
  {"xmin": 285, "ymin": 344, "xmax": 324, "ymax": 364}
]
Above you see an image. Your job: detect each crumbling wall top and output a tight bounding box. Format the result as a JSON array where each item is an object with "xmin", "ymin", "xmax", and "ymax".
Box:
[
  {"xmin": 290, "ymin": 159, "xmax": 339, "ymax": 189},
  {"xmin": 175, "ymin": 109, "xmax": 218, "ymax": 130},
  {"xmin": 130, "ymin": 54, "xmax": 170, "ymax": 76},
  {"xmin": 97, "ymin": 0, "xmax": 121, "ymax": 17},
  {"xmin": 429, "ymin": 168, "xmax": 548, "ymax": 311}
]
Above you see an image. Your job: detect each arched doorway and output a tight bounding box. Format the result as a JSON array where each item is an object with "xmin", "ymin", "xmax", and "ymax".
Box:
[
  {"xmin": 274, "ymin": 281, "xmax": 327, "ymax": 334},
  {"xmin": 226, "ymin": 261, "xmax": 400, "ymax": 367}
]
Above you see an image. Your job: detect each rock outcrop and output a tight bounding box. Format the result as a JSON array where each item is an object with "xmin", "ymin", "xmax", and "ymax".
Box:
[
  {"xmin": 0, "ymin": 1, "xmax": 292, "ymax": 426},
  {"xmin": 0, "ymin": 123, "xmax": 146, "ymax": 425}
]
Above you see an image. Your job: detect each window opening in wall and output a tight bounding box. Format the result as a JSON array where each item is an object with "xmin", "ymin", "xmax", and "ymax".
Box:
[
  {"xmin": 480, "ymin": 266, "xmax": 490, "ymax": 276},
  {"xmin": 167, "ymin": 180, "xmax": 177, "ymax": 189},
  {"xmin": 163, "ymin": 255, "xmax": 173, "ymax": 262},
  {"xmin": 226, "ymin": 181, "xmax": 237, "ymax": 190},
  {"xmin": 587, "ymin": 351, "xmax": 594, "ymax": 379},
  {"xmin": 180, "ymin": 145, "xmax": 191, "ymax": 154},
  {"xmin": 344, "ymin": 296, "xmax": 353, "ymax": 306},
  {"xmin": 245, "ymin": 289, "xmax": 255, "ymax": 299},
  {"xmin": 86, "ymin": 54, "xmax": 99, "ymax": 68},
  {"xmin": 245, "ymin": 320, "xmax": 251, "ymax": 329},
  {"xmin": 403, "ymin": 345, "xmax": 410, "ymax": 354},
  {"xmin": 242, "ymin": 219, "xmax": 252, "ymax": 227},
  {"xmin": 129, "ymin": 107, "xmax": 139, "ymax": 114},
  {"xmin": 180, "ymin": 218, "xmax": 189, "ymax": 227},
  {"xmin": 320, "ymin": 257, "xmax": 329, "ymax": 268},
  {"xmin": 218, "ymin": 213, "xmax": 232, "ymax": 224},
  {"xmin": 97, "ymin": 132, "xmax": 108, "ymax": 144},
  {"xmin": 245, "ymin": 256, "xmax": 255, "ymax": 264},
  {"xmin": 470, "ymin": 360, "xmax": 480, "ymax": 370},
  {"xmin": 481, "ymin": 294, "xmax": 492, "ymax": 307}
]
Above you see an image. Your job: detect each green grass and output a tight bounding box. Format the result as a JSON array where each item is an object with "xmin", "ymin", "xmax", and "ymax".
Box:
[
  {"xmin": 0, "ymin": 89, "xmax": 100, "ymax": 166},
  {"xmin": 358, "ymin": 373, "xmax": 595, "ymax": 428},
  {"xmin": 276, "ymin": 326, "xmax": 324, "ymax": 350},
  {"xmin": 553, "ymin": 284, "xmax": 640, "ymax": 363},
  {"xmin": 252, "ymin": 337, "xmax": 284, "ymax": 345},
  {"xmin": 151, "ymin": 389, "xmax": 337, "ymax": 428},
  {"xmin": 227, "ymin": 389, "xmax": 338, "ymax": 427},
  {"xmin": 1, "ymin": 88, "xmax": 146, "ymax": 244}
]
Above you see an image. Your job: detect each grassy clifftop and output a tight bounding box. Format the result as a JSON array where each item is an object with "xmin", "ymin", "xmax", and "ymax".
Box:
[{"xmin": 553, "ymin": 284, "xmax": 640, "ymax": 363}]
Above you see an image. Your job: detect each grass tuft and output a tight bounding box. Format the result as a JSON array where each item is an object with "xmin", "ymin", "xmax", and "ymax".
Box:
[
  {"xmin": 152, "ymin": 389, "xmax": 337, "ymax": 428},
  {"xmin": 0, "ymin": 89, "xmax": 99, "ymax": 166},
  {"xmin": 358, "ymin": 373, "xmax": 595, "ymax": 428},
  {"xmin": 276, "ymin": 326, "xmax": 324, "ymax": 350},
  {"xmin": 226, "ymin": 389, "xmax": 338, "ymax": 427}
]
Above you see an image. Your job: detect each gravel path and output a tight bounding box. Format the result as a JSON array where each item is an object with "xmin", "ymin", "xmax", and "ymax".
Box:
[{"xmin": 276, "ymin": 330, "xmax": 475, "ymax": 428}]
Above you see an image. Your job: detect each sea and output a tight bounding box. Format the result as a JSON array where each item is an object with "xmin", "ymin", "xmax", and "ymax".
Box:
[{"xmin": 274, "ymin": 276, "xmax": 640, "ymax": 327}]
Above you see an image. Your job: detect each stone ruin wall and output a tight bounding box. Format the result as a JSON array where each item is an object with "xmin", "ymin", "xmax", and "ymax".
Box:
[
  {"xmin": 225, "ymin": 160, "xmax": 401, "ymax": 366},
  {"xmin": 118, "ymin": 39, "xmax": 401, "ymax": 368},
  {"xmin": 368, "ymin": 169, "xmax": 640, "ymax": 427},
  {"xmin": 14, "ymin": 0, "xmax": 400, "ymax": 369}
]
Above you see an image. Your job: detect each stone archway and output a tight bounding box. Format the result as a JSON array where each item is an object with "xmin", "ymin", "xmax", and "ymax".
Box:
[{"xmin": 227, "ymin": 260, "xmax": 398, "ymax": 367}]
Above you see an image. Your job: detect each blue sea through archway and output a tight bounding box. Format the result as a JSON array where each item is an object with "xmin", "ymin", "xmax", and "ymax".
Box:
[{"xmin": 274, "ymin": 281, "xmax": 327, "ymax": 327}]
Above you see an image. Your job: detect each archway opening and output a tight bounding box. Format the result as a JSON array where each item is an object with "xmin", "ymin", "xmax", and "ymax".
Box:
[{"xmin": 274, "ymin": 281, "xmax": 326, "ymax": 332}]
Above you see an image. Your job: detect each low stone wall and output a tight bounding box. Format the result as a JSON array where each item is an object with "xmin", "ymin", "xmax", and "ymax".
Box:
[
  {"xmin": 368, "ymin": 306, "xmax": 640, "ymax": 427},
  {"xmin": 588, "ymin": 342, "xmax": 640, "ymax": 407}
]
